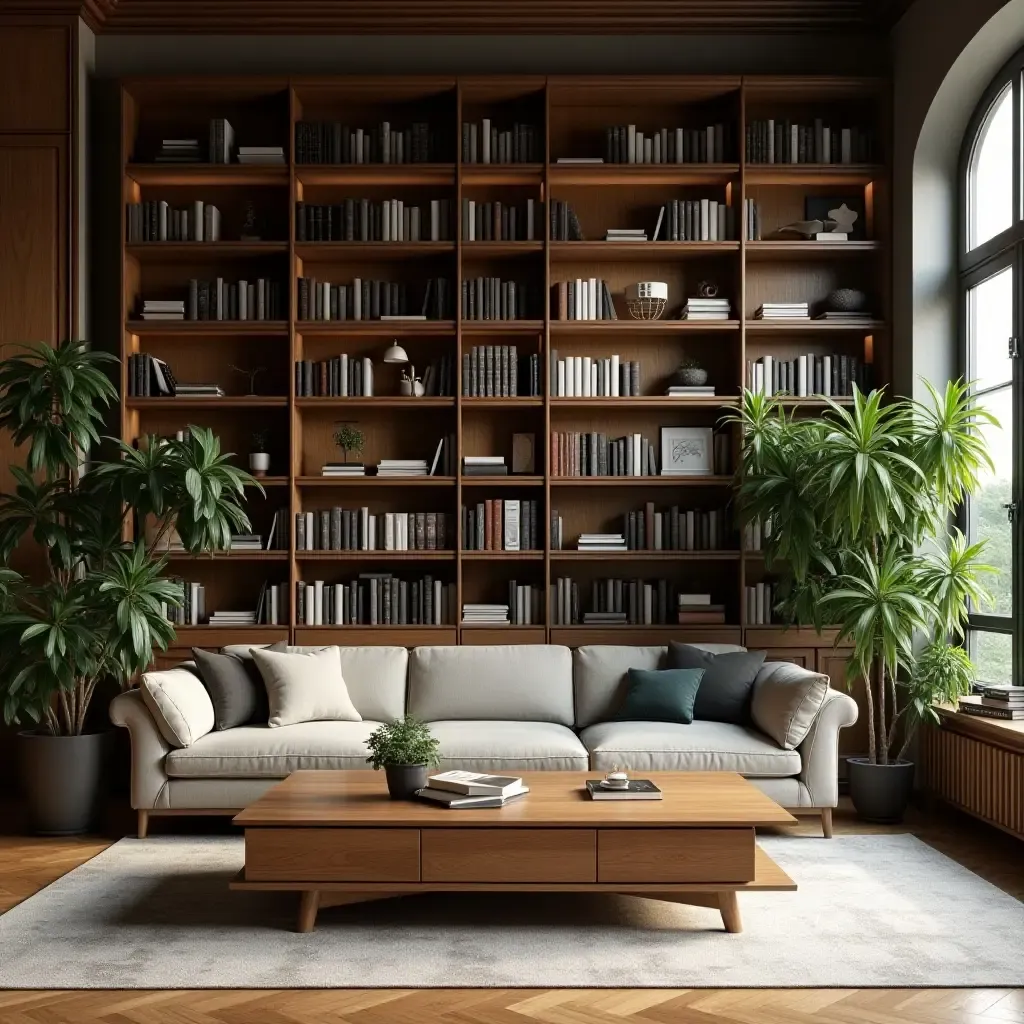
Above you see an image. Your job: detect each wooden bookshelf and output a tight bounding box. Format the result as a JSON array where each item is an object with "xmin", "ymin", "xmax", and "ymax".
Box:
[{"xmin": 119, "ymin": 74, "xmax": 890, "ymax": 652}]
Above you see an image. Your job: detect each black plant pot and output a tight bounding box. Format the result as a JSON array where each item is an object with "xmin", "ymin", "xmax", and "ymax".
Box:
[
  {"xmin": 18, "ymin": 730, "xmax": 107, "ymax": 835},
  {"xmin": 384, "ymin": 763, "xmax": 428, "ymax": 800},
  {"xmin": 847, "ymin": 757, "xmax": 915, "ymax": 824}
]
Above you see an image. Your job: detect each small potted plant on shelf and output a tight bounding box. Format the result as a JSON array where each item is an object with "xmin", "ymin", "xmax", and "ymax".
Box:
[
  {"xmin": 366, "ymin": 715, "xmax": 442, "ymax": 799},
  {"xmin": 249, "ymin": 429, "xmax": 270, "ymax": 478},
  {"xmin": 677, "ymin": 357, "xmax": 708, "ymax": 387},
  {"xmin": 332, "ymin": 422, "xmax": 365, "ymax": 465}
]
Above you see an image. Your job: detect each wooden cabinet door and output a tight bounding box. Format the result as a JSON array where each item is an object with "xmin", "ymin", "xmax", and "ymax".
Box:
[
  {"xmin": 0, "ymin": 26, "xmax": 70, "ymax": 132},
  {"xmin": 763, "ymin": 648, "xmax": 815, "ymax": 669},
  {"xmin": 816, "ymin": 649, "xmax": 869, "ymax": 762}
]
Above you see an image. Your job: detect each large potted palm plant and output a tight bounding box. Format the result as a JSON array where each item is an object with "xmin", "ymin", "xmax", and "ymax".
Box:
[
  {"xmin": 0, "ymin": 340, "xmax": 257, "ymax": 834},
  {"xmin": 731, "ymin": 382, "xmax": 996, "ymax": 822}
]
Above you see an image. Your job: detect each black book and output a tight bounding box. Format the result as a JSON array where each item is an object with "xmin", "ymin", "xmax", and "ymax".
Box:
[{"xmin": 585, "ymin": 779, "xmax": 662, "ymax": 800}]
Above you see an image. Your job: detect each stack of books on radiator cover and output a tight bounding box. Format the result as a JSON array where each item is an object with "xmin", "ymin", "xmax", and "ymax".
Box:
[
  {"xmin": 960, "ymin": 685, "xmax": 1024, "ymax": 721},
  {"xmin": 417, "ymin": 771, "xmax": 530, "ymax": 809}
]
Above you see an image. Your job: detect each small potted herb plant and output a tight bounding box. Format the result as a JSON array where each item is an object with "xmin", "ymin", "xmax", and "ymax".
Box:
[
  {"xmin": 332, "ymin": 423, "xmax": 365, "ymax": 465},
  {"xmin": 249, "ymin": 430, "xmax": 270, "ymax": 477},
  {"xmin": 366, "ymin": 715, "xmax": 442, "ymax": 799}
]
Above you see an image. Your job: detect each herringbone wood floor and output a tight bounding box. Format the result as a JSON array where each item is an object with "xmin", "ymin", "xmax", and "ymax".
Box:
[{"xmin": 0, "ymin": 799, "xmax": 1021, "ymax": 1024}]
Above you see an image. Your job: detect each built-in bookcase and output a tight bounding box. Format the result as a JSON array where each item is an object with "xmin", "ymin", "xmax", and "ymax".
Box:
[{"xmin": 118, "ymin": 74, "xmax": 890, "ymax": 659}]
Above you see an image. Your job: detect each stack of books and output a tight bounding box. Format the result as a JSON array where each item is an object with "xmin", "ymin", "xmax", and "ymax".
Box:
[
  {"xmin": 577, "ymin": 533, "xmax": 627, "ymax": 552},
  {"xmin": 462, "ymin": 603, "xmax": 510, "ymax": 625},
  {"xmin": 238, "ymin": 146, "xmax": 285, "ymax": 165},
  {"xmin": 229, "ymin": 534, "xmax": 264, "ymax": 552},
  {"xmin": 813, "ymin": 310, "xmax": 873, "ymax": 323},
  {"xmin": 416, "ymin": 771, "xmax": 529, "ymax": 808},
  {"xmin": 140, "ymin": 299, "xmax": 185, "ymax": 321},
  {"xmin": 667, "ymin": 384, "xmax": 716, "ymax": 397},
  {"xmin": 376, "ymin": 459, "xmax": 428, "ymax": 478},
  {"xmin": 208, "ymin": 119, "xmax": 234, "ymax": 163},
  {"xmin": 174, "ymin": 383, "xmax": 225, "ymax": 398},
  {"xmin": 583, "ymin": 611, "xmax": 628, "ymax": 625},
  {"xmin": 745, "ymin": 583, "xmax": 774, "ymax": 625},
  {"xmin": 605, "ymin": 227, "xmax": 647, "ymax": 243},
  {"xmin": 320, "ymin": 462, "xmax": 366, "ymax": 478},
  {"xmin": 678, "ymin": 593, "xmax": 726, "ymax": 625},
  {"xmin": 681, "ymin": 297, "xmax": 730, "ymax": 321},
  {"xmin": 156, "ymin": 138, "xmax": 201, "ymax": 163},
  {"xmin": 756, "ymin": 302, "xmax": 810, "ymax": 320},
  {"xmin": 463, "ymin": 456, "xmax": 507, "ymax": 477},
  {"xmin": 960, "ymin": 685, "xmax": 1024, "ymax": 721},
  {"xmin": 208, "ymin": 610, "xmax": 257, "ymax": 627}
]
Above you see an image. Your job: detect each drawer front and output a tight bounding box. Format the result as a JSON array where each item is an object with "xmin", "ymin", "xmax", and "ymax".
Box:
[
  {"xmin": 245, "ymin": 828, "xmax": 420, "ymax": 882},
  {"xmin": 422, "ymin": 829, "xmax": 596, "ymax": 883},
  {"xmin": 598, "ymin": 828, "xmax": 754, "ymax": 883}
]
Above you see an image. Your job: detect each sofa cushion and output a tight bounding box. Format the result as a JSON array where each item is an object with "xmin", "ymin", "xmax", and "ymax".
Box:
[
  {"xmin": 409, "ymin": 645, "xmax": 574, "ymax": 725},
  {"xmin": 618, "ymin": 668, "xmax": 705, "ymax": 724},
  {"xmin": 252, "ymin": 646, "xmax": 362, "ymax": 728},
  {"xmin": 165, "ymin": 720, "xmax": 381, "ymax": 778},
  {"xmin": 751, "ymin": 661, "xmax": 831, "ymax": 749},
  {"xmin": 140, "ymin": 666, "xmax": 215, "ymax": 749},
  {"xmin": 573, "ymin": 643, "xmax": 747, "ymax": 728},
  {"xmin": 429, "ymin": 720, "xmax": 589, "ymax": 771},
  {"xmin": 222, "ymin": 644, "xmax": 407, "ymax": 723},
  {"xmin": 580, "ymin": 719, "xmax": 802, "ymax": 776},
  {"xmin": 667, "ymin": 643, "xmax": 767, "ymax": 724},
  {"xmin": 192, "ymin": 643, "xmax": 286, "ymax": 730}
]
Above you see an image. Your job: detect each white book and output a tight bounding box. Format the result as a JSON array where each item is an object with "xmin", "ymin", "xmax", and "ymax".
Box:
[
  {"xmin": 823, "ymin": 355, "xmax": 832, "ymax": 397},
  {"xmin": 314, "ymin": 580, "xmax": 324, "ymax": 626},
  {"xmin": 304, "ymin": 583, "xmax": 315, "ymax": 626},
  {"xmin": 340, "ymin": 353, "xmax": 348, "ymax": 397},
  {"xmin": 557, "ymin": 360, "xmax": 566, "ymax": 397},
  {"xmin": 304, "ymin": 511, "xmax": 314, "ymax": 550},
  {"xmin": 362, "ymin": 357, "xmax": 373, "ymax": 397},
  {"xmin": 797, "ymin": 354, "xmax": 808, "ymax": 397},
  {"xmin": 632, "ymin": 433, "xmax": 641, "ymax": 477},
  {"xmin": 708, "ymin": 200, "xmax": 718, "ymax": 242},
  {"xmin": 644, "ymin": 136, "xmax": 653, "ymax": 163},
  {"xmin": 385, "ymin": 512, "xmax": 395, "ymax": 551},
  {"xmin": 573, "ymin": 355, "xmax": 583, "ymax": 397},
  {"xmin": 700, "ymin": 198, "xmax": 710, "ymax": 241},
  {"xmin": 582, "ymin": 356, "xmax": 592, "ymax": 397},
  {"xmin": 591, "ymin": 362, "xmax": 598, "ymax": 396},
  {"xmin": 611, "ymin": 354, "xmax": 620, "ymax": 397},
  {"xmin": 504, "ymin": 499, "xmax": 521, "ymax": 551},
  {"xmin": 192, "ymin": 200, "xmax": 204, "ymax": 242},
  {"xmin": 589, "ymin": 277, "xmax": 598, "ymax": 319}
]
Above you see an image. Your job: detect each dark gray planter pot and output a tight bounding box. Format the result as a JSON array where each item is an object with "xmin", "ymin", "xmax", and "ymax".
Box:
[
  {"xmin": 18, "ymin": 731, "xmax": 107, "ymax": 835},
  {"xmin": 384, "ymin": 763, "xmax": 428, "ymax": 800},
  {"xmin": 847, "ymin": 757, "xmax": 915, "ymax": 824}
]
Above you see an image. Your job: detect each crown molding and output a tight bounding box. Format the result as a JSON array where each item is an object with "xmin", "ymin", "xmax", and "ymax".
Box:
[{"xmin": 0, "ymin": 0, "xmax": 116, "ymax": 29}]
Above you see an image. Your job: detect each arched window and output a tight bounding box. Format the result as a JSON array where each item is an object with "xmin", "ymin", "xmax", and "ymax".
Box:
[{"xmin": 960, "ymin": 60, "xmax": 1021, "ymax": 685}]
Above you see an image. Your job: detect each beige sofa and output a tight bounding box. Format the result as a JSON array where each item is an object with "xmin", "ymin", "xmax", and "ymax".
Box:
[{"xmin": 110, "ymin": 643, "xmax": 858, "ymax": 838}]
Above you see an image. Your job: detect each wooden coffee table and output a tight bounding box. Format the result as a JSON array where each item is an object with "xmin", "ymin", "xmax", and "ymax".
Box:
[{"xmin": 231, "ymin": 770, "xmax": 797, "ymax": 933}]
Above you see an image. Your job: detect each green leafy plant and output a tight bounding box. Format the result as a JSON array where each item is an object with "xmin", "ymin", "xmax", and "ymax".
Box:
[
  {"xmin": 0, "ymin": 340, "xmax": 259, "ymax": 735},
  {"xmin": 365, "ymin": 715, "xmax": 441, "ymax": 770},
  {"xmin": 332, "ymin": 423, "xmax": 364, "ymax": 463},
  {"xmin": 729, "ymin": 381, "xmax": 997, "ymax": 764}
]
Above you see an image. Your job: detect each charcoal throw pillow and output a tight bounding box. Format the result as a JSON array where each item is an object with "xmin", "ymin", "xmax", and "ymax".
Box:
[
  {"xmin": 192, "ymin": 641, "xmax": 287, "ymax": 729},
  {"xmin": 667, "ymin": 643, "xmax": 767, "ymax": 724},
  {"xmin": 617, "ymin": 667, "xmax": 705, "ymax": 724}
]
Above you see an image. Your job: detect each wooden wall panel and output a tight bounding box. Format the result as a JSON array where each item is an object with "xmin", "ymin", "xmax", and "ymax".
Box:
[{"xmin": 0, "ymin": 26, "xmax": 70, "ymax": 132}]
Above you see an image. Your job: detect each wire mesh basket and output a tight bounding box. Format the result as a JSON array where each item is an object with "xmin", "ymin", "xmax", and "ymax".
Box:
[{"xmin": 625, "ymin": 281, "xmax": 668, "ymax": 321}]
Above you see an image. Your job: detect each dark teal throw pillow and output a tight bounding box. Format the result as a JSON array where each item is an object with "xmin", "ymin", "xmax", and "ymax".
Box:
[{"xmin": 617, "ymin": 667, "xmax": 705, "ymax": 724}]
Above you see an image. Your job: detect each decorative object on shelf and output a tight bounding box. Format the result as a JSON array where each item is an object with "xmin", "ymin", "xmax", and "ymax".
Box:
[
  {"xmin": 332, "ymin": 422, "xmax": 364, "ymax": 464},
  {"xmin": 730, "ymin": 383, "xmax": 997, "ymax": 823},
  {"xmin": 230, "ymin": 363, "xmax": 267, "ymax": 396},
  {"xmin": 660, "ymin": 425, "xmax": 714, "ymax": 476},
  {"xmin": 249, "ymin": 430, "xmax": 270, "ymax": 478},
  {"xmin": 825, "ymin": 287, "xmax": 870, "ymax": 313},
  {"xmin": 0, "ymin": 340, "xmax": 258, "ymax": 835},
  {"xmin": 624, "ymin": 281, "xmax": 667, "ymax": 320},
  {"xmin": 400, "ymin": 367, "xmax": 425, "ymax": 397},
  {"xmin": 697, "ymin": 280, "xmax": 719, "ymax": 299},
  {"xmin": 512, "ymin": 433, "xmax": 536, "ymax": 474},
  {"xmin": 365, "ymin": 715, "xmax": 442, "ymax": 799},
  {"xmin": 805, "ymin": 195, "xmax": 866, "ymax": 240},
  {"xmin": 239, "ymin": 201, "xmax": 261, "ymax": 241},
  {"xmin": 677, "ymin": 357, "xmax": 709, "ymax": 387},
  {"xmin": 774, "ymin": 219, "xmax": 835, "ymax": 240}
]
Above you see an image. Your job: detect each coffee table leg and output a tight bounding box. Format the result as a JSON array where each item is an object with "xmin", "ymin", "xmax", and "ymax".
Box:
[
  {"xmin": 718, "ymin": 891, "xmax": 742, "ymax": 933},
  {"xmin": 297, "ymin": 890, "xmax": 320, "ymax": 933}
]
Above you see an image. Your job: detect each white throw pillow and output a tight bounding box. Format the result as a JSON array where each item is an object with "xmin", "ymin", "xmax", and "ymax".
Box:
[
  {"xmin": 750, "ymin": 662, "xmax": 830, "ymax": 749},
  {"xmin": 140, "ymin": 667, "xmax": 216, "ymax": 748},
  {"xmin": 252, "ymin": 645, "xmax": 362, "ymax": 728}
]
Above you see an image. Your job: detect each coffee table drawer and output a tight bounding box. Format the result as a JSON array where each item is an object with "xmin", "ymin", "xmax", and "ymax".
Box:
[
  {"xmin": 598, "ymin": 828, "xmax": 755, "ymax": 883},
  {"xmin": 422, "ymin": 829, "xmax": 597, "ymax": 882},
  {"xmin": 245, "ymin": 828, "xmax": 420, "ymax": 882}
]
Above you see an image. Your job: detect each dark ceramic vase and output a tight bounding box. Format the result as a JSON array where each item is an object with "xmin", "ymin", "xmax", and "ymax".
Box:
[
  {"xmin": 18, "ymin": 730, "xmax": 107, "ymax": 835},
  {"xmin": 384, "ymin": 763, "xmax": 429, "ymax": 799},
  {"xmin": 847, "ymin": 757, "xmax": 915, "ymax": 823}
]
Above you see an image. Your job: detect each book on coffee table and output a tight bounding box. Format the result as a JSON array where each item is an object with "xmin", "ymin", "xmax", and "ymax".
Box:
[
  {"xmin": 415, "ymin": 784, "xmax": 530, "ymax": 808},
  {"xmin": 427, "ymin": 770, "xmax": 524, "ymax": 796},
  {"xmin": 585, "ymin": 779, "xmax": 663, "ymax": 800}
]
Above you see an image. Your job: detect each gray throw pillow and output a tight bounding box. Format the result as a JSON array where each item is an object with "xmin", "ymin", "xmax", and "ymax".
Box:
[
  {"xmin": 192, "ymin": 641, "xmax": 286, "ymax": 729},
  {"xmin": 667, "ymin": 643, "xmax": 767, "ymax": 724}
]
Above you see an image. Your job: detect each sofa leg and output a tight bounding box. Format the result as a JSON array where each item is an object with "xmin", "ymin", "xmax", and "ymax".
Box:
[
  {"xmin": 820, "ymin": 807, "xmax": 833, "ymax": 839},
  {"xmin": 137, "ymin": 809, "xmax": 149, "ymax": 839}
]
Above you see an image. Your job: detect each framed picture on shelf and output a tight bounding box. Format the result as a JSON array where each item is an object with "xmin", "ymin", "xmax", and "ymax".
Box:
[{"xmin": 660, "ymin": 426, "xmax": 713, "ymax": 476}]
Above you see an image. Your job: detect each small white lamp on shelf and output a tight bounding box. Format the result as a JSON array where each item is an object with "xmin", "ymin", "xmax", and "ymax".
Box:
[{"xmin": 383, "ymin": 340, "xmax": 424, "ymax": 397}]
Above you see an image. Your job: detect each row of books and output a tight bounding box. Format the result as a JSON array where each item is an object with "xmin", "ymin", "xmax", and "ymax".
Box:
[
  {"xmin": 619, "ymin": 505, "xmax": 730, "ymax": 551},
  {"xmin": 746, "ymin": 354, "xmax": 871, "ymax": 398},
  {"xmin": 162, "ymin": 580, "xmax": 288, "ymax": 626},
  {"xmin": 603, "ymin": 124, "xmax": 731, "ymax": 164},
  {"xmin": 126, "ymin": 201, "xmax": 222, "ymax": 243},
  {"xmin": 140, "ymin": 279, "xmax": 284, "ymax": 322},
  {"xmin": 549, "ymin": 201, "xmax": 584, "ymax": 242},
  {"xmin": 745, "ymin": 120, "xmax": 875, "ymax": 165},
  {"xmin": 549, "ymin": 353, "xmax": 641, "ymax": 397},
  {"xmin": 461, "ymin": 345, "xmax": 539, "ymax": 397},
  {"xmin": 551, "ymin": 431, "xmax": 660, "ymax": 477},
  {"xmin": 551, "ymin": 577, "xmax": 719, "ymax": 626},
  {"xmin": 296, "ymin": 575, "xmax": 454, "ymax": 626},
  {"xmin": 295, "ymin": 509, "xmax": 453, "ymax": 552},
  {"xmin": 296, "ymin": 276, "xmax": 450, "ymax": 321},
  {"xmin": 295, "ymin": 199, "xmax": 454, "ymax": 242},
  {"xmin": 744, "ymin": 199, "xmax": 762, "ymax": 242},
  {"xmin": 126, "ymin": 352, "xmax": 177, "ymax": 397},
  {"xmin": 460, "ymin": 120, "xmax": 540, "ymax": 164},
  {"xmin": 462, "ymin": 199, "xmax": 540, "ymax": 242},
  {"xmin": 460, "ymin": 277, "xmax": 531, "ymax": 322},
  {"xmin": 960, "ymin": 684, "xmax": 1024, "ymax": 721},
  {"xmin": 294, "ymin": 356, "xmax": 374, "ymax": 397},
  {"xmin": 743, "ymin": 518, "xmax": 772, "ymax": 553},
  {"xmin": 461, "ymin": 499, "xmax": 541, "ymax": 552},
  {"xmin": 654, "ymin": 199, "xmax": 734, "ymax": 243},
  {"xmin": 463, "ymin": 584, "xmax": 543, "ymax": 626},
  {"xmin": 745, "ymin": 582, "xmax": 775, "ymax": 625},
  {"xmin": 295, "ymin": 121, "xmax": 435, "ymax": 164},
  {"xmin": 550, "ymin": 279, "xmax": 618, "ymax": 321}
]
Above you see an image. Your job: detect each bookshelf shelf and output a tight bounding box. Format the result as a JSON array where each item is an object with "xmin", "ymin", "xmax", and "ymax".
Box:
[{"xmin": 118, "ymin": 74, "xmax": 889, "ymax": 647}]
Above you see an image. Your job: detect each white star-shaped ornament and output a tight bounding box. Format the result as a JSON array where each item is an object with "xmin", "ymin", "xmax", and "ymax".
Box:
[{"xmin": 828, "ymin": 203, "xmax": 858, "ymax": 235}]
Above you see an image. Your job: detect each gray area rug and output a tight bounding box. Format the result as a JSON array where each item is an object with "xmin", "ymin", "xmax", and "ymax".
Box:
[{"xmin": 1, "ymin": 834, "xmax": 1021, "ymax": 988}]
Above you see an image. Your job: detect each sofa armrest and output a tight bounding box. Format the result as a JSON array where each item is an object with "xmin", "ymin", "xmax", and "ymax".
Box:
[
  {"xmin": 797, "ymin": 688, "xmax": 859, "ymax": 807},
  {"xmin": 109, "ymin": 689, "xmax": 171, "ymax": 810}
]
